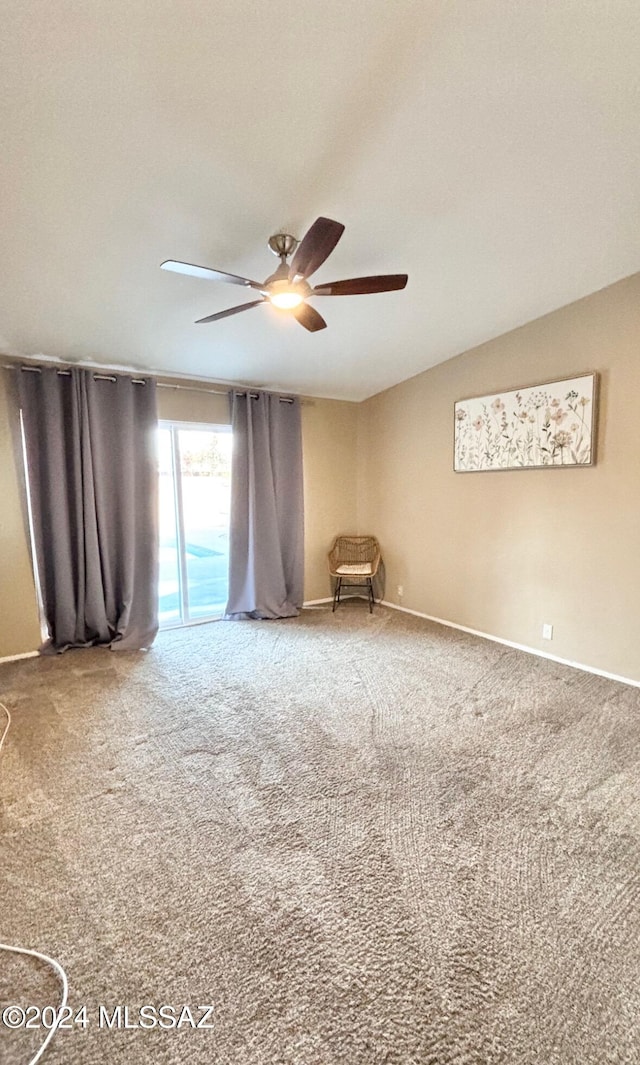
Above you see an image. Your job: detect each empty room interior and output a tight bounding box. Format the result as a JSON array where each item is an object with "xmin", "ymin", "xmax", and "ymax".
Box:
[{"xmin": 1, "ymin": 3, "xmax": 639, "ymax": 1064}]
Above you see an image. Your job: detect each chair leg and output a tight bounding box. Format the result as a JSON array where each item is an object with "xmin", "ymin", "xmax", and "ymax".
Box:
[
  {"xmin": 332, "ymin": 576, "xmax": 342, "ymax": 612},
  {"xmin": 367, "ymin": 577, "xmax": 374, "ymax": 613}
]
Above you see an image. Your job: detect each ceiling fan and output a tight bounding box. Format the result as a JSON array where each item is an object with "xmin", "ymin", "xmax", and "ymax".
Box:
[{"xmin": 160, "ymin": 216, "xmax": 408, "ymax": 332}]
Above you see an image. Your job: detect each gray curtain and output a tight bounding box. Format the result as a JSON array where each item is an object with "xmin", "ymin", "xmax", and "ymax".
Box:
[
  {"xmin": 18, "ymin": 367, "xmax": 159, "ymax": 652},
  {"xmin": 226, "ymin": 389, "xmax": 304, "ymax": 619}
]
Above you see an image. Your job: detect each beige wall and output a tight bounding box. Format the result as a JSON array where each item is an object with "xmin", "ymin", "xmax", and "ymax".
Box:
[
  {"xmin": 359, "ymin": 273, "xmax": 640, "ymax": 683},
  {"xmin": 300, "ymin": 398, "xmax": 359, "ymax": 600},
  {"xmin": 0, "ymin": 372, "xmax": 41, "ymax": 657},
  {"xmin": 157, "ymin": 382, "xmax": 229, "ymax": 425},
  {"xmin": 0, "ymin": 380, "xmax": 357, "ymax": 657}
]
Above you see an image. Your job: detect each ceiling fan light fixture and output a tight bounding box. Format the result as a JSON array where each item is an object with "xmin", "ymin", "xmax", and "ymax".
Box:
[
  {"xmin": 270, "ymin": 290, "xmax": 304, "ymax": 309},
  {"xmin": 267, "ymin": 277, "xmax": 307, "ymax": 309}
]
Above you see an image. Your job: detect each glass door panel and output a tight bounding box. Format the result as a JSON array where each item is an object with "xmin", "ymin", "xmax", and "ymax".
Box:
[
  {"xmin": 158, "ymin": 424, "xmax": 231, "ymax": 627},
  {"xmin": 179, "ymin": 429, "xmax": 232, "ymax": 619}
]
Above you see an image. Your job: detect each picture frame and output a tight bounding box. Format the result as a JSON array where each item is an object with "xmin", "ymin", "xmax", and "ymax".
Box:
[{"xmin": 453, "ymin": 372, "xmax": 598, "ymax": 472}]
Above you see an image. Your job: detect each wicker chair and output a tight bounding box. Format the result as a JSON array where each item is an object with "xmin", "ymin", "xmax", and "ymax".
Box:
[{"xmin": 327, "ymin": 535, "xmax": 381, "ymax": 613}]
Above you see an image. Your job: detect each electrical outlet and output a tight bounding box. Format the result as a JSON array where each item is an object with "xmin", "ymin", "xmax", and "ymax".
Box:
[
  {"xmin": 542, "ymin": 623, "xmax": 553, "ymax": 640},
  {"xmin": 397, "ymin": 585, "xmax": 404, "ymax": 598}
]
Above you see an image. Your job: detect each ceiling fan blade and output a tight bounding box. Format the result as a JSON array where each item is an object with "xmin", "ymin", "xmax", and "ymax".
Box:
[
  {"xmin": 292, "ymin": 303, "xmax": 327, "ymax": 332},
  {"xmin": 312, "ymin": 274, "xmax": 408, "ymax": 296},
  {"xmin": 195, "ymin": 299, "xmax": 265, "ymax": 324},
  {"xmin": 289, "ymin": 217, "xmax": 345, "ymax": 280},
  {"xmin": 161, "ymin": 260, "xmax": 264, "ymax": 291}
]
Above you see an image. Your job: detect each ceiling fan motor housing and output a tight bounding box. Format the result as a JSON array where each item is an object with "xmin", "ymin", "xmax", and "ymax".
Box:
[{"xmin": 263, "ymin": 260, "xmax": 291, "ymax": 286}]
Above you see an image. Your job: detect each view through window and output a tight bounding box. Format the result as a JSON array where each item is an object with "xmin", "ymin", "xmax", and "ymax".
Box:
[{"xmin": 158, "ymin": 423, "xmax": 232, "ymax": 626}]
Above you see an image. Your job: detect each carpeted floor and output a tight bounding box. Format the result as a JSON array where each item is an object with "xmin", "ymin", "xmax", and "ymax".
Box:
[{"xmin": 0, "ymin": 604, "xmax": 639, "ymax": 1065}]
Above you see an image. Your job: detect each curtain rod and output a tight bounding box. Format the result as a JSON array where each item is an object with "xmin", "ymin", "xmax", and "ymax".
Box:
[
  {"xmin": 15, "ymin": 366, "xmax": 148, "ymax": 384},
  {"xmin": 156, "ymin": 382, "xmax": 293, "ymax": 402},
  {"xmin": 2, "ymin": 365, "xmax": 294, "ymax": 401}
]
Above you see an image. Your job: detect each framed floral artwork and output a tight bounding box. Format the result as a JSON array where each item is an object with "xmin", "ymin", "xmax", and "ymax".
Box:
[{"xmin": 453, "ymin": 372, "xmax": 597, "ymax": 472}]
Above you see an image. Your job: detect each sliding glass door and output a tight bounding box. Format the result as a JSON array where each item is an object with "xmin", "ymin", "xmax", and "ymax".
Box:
[{"xmin": 158, "ymin": 423, "xmax": 232, "ymax": 627}]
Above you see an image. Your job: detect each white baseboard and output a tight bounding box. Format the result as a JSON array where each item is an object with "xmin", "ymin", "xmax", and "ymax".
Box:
[
  {"xmin": 380, "ymin": 600, "xmax": 640, "ymax": 690},
  {"xmin": 0, "ymin": 650, "xmax": 39, "ymax": 665},
  {"xmin": 303, "ymin": 595, "xmax": 368, "ymax": 607}
]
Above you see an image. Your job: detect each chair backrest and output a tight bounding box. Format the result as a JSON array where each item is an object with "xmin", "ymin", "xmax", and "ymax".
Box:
[{"xmin": 329, "ymin": 535, "xmax": 380, "ymax": 567}]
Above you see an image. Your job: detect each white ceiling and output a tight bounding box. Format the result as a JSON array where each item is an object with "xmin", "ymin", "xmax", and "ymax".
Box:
[{"xmin": 1, "ymin": 1, "xmax": 639, "ymax": 401}]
